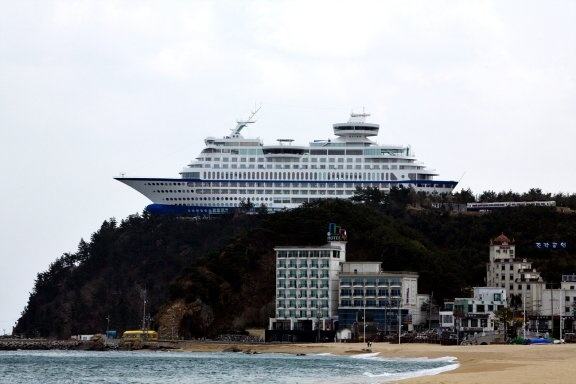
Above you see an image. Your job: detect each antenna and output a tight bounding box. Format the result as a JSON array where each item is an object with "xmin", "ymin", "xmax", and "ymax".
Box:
[
  {"xmin": 349, "ymin": 110, "xmax": 370, "ymax": 123},
  {"xmin": 231, "ymin": 105, "xmax": 262, "ymax": 137},
  {"xmin": 458, "ymin": 172, "xmax": 466, "ymax": 184}
]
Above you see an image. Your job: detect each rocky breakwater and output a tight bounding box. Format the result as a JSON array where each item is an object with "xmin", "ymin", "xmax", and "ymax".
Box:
[{"xmin": 0, "ymin": 337, "xmax": 112, "ymax": 351}]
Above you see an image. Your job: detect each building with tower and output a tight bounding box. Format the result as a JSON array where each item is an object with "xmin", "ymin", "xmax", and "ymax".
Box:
[
  {"xmin": 486, "ymin": 233, "xmax": 544, "ymax": 314},
  {"xmin": 267, "ymin": 224, "xmax": 347, "ymax": 341},
  {"xmin": 485, "ymin": 233, "xmax": 576, "ymax": 337}
]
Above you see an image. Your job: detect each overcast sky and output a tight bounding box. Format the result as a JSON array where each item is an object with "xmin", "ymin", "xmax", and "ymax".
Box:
[{"xmin": 1, "ymin": 0, "xmax": 575, "ymax": 333}]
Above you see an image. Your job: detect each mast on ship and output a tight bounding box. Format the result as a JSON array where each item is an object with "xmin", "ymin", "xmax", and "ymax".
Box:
[{"xmin": 230, "ymin": 106, "xmax": 261, "ymax": 137}]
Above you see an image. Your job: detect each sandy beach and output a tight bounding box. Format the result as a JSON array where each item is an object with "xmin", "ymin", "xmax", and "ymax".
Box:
[{"xmin": 179, "ymin": 341, "xmax": 576, "ymax": 383}]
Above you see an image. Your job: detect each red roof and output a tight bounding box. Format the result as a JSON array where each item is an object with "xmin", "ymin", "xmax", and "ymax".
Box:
[{"xmin": 492, "ymin": 233, "xmax": 513, "ymax": 245}]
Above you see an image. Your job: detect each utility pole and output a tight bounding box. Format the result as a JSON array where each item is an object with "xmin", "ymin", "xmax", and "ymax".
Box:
[
  {"xmin": 316, "ymin": 300, "xmax": 321, "ymax": 342},
  {"xmin": 550, "ymin": 287, "xmax": 554, "ymax": 338},
  {"xmin": 384, "ymin": 305, "xmax": 388, "ymax": 335},
  {"xmin": 523, "ymin": 292, "xmax": 526, "ymax": 339},
  {"xmin": 428, "ymin": 292, "xmax": 433, "ymax": 331},
  {"xmin": 398, "ymin": 291, "xmax": 402, "ymax": 345},
  {"xmin": 363, "ymin": 305, "xmax": 366, "ymax": 343},
  {"xmin": 141, "ymin": 288, "xmax": 148, "ymax": 331},
  {"xmin": 560, "ymin": 288, "xmax": 564, "ymax": 342}
]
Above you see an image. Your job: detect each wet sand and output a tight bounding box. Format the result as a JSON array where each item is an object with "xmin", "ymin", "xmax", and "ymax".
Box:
[{"xmin": 179, "ymin": 341, "xmax": 576, "ymax": 383}]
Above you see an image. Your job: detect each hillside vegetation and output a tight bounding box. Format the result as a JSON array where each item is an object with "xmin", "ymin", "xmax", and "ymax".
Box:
[{"xmin": 14, "ymin": 198, "xmax": 576, "ymax": 338}]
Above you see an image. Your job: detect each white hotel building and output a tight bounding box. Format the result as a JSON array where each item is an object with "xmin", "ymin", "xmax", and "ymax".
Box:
[{"xmin": 268, "ymin": 226, "xmax": 347, "ymax": 332}]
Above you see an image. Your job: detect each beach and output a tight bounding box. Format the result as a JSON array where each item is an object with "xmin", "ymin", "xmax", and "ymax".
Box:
[{"xmin": 179, "ymin": 341, "xmax": 576, "ymax": 383}]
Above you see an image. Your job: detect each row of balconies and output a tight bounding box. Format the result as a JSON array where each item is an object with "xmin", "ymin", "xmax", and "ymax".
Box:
[
  {"xmin": 277, "ymin": 287, "xmax": 330, "ymax": 291},
  {"xmin": 340, "ymin": 281, "xmax": 401, "ymax": 287},
  {"xmin": 276, "ymin": 313, "xmax": 329, "ymax": 320},
  {"xmin": 277, "ymin": 292, "xmax": 330, "ymax": 299},
  {"xmin": 277, "ymin": 304, "xmax": 329, "ymax": 309},
  {"xmin": 277, "ymin": 263, "xmax": 330, "ymax": 268},
  {"xmin": 276, "ymin": 279, "xmax": 330, "ymax": 288},
  {"xmin": 340, "ymin": 294, "xmax": 401, "ymax": 299},
  {"xmin": 277, "ymin": 273, "xmax": 330, "ymax": 278}
]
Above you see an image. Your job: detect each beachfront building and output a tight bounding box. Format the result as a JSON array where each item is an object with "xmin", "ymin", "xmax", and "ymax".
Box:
[
  {"xmin": 486, "ymin": 234, "xmax": 544, "ymax": 314},
  {"xmin": 267, "ymin": 224, "xmax": 347, "ymax": 341},
  {"xmin": 528, "ymin": 274, "xmax": 576, "ymax": 336},
  {"xmin": 453, "ymin": 287, "xmax": 507, "ymax": 335},
  {"xmin": 337, "ymin": 262, "xmax": 424, "ymax": 340},
  {"xmin": 485, "ymin": 234, "xmax": 576, "ymax": 337}
]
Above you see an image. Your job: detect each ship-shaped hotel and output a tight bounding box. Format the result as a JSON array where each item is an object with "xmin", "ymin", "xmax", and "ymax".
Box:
[{"xmin": 116, "ymin": 111, "xmax": 457, "ymax": 215}]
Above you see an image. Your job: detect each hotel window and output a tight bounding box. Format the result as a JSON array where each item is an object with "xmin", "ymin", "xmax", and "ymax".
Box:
[
  {"xmin": 341, "ymin": 288, "xmax": 351, "ymax": 296},
  {"xmin": 353, "ymin": 300, "xmax": 363, "ymax": 307},
  {"xmin": 341, "ymin": 299, "xmax": 351, "ymax": 306}
]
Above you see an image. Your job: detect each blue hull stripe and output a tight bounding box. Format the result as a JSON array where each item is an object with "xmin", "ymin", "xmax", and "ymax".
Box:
[{"xmin": 146, "ymin": 204, "xmax": 235, "ymax": 215}]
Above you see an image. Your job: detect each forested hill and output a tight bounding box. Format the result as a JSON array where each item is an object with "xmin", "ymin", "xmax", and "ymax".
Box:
[{"xmin": 14, "ymin": 199, "xmax": 576, "ymax": 338}]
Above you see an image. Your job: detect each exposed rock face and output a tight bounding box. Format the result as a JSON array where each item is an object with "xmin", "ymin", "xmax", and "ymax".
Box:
[{"xmin": 156, "ymin": 299, "xmax": 214, "ymax": 339}]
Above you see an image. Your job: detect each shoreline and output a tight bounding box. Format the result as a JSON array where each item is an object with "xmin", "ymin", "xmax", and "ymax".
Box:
[
  {"xmin": 3, "ymin": 340, "xmax": 576, "ymax": 383},
  {"xmin": 176, "ymin": 341, "xmax": 576, "ymax": 383}
]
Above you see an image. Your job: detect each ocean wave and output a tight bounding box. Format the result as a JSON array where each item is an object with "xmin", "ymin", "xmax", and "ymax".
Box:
[
  {"xmin": 364, "ymin": 361, "xmax": 460, "ymax": 381},
  {"xmin": 348, "ymin": 352, "xmax": 458, "ymax": 363}
]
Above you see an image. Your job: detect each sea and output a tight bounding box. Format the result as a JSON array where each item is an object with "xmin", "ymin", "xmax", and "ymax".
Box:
[{"xmin": 0, "ymin": 350, "xmax": 458, "ymax": 383}]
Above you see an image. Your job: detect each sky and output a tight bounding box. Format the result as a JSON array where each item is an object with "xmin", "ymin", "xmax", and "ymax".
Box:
[{"xmin": 0, "ymin": 0, "xmax": 575, "ymax": 334}]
